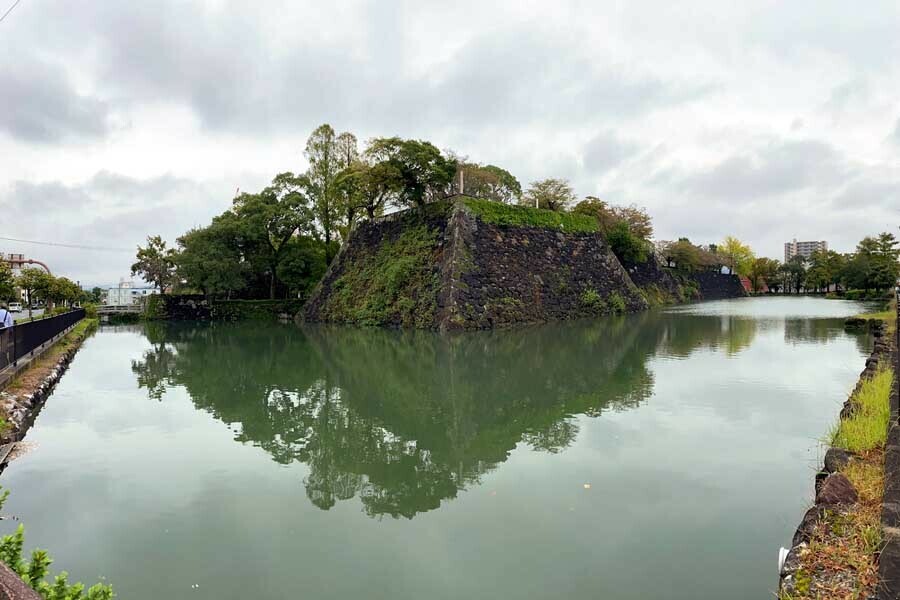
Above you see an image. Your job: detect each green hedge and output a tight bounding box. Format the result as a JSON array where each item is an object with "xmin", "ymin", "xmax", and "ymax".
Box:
[{"xmin": 462, "ymin": 198, "xmax": 599, "ymax": 233}]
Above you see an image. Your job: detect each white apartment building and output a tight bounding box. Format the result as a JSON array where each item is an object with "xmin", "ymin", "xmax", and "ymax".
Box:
[
  {"xmin": 784, "ymin": 239, "xmax": 828, "ymax": 263},
  {"xmin": 106, "ymin": 280, "xmax": 160, "ymax": 306}
]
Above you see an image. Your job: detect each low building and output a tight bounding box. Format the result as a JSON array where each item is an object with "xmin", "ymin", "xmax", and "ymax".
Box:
[
  {"xmin": 106, "ymin": 280, "xmax": 160, "ymax": 306},
  {"xmin": 784, "ymin": 239, "xmax": 827, "ymax": 263}
]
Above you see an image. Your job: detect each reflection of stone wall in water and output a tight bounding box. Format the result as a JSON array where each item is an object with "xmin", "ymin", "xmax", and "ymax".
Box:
[
  {"xmin": 303, "ymin": 199, "xmax": 650, "ymax": 329},
  {"xmin": 129, "ymin": 311, "xmax": 776, "ymax": 519},
  {"xmin": 130, "ymin": 319, "xmax": 662, "ymax": 518}
]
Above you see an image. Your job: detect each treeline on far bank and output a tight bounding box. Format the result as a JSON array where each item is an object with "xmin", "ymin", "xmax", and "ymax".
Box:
[{"xmin": 131, "ymin": 123, "xmax": 900, "ymax": 303}]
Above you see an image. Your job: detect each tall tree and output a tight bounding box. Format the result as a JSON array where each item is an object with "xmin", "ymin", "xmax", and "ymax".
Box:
[
  {"xmin": 457, "ymin": 163, "xmax": 522, "ymax": 203},
  {"xmin": 521, "ymin": 178, "xmax": 576, "ymax": 211},
  {"xmin": 718, "ymin": 236, "xmax": 755, "ymax": 276},
  {"xmin": 276, "ymin": 236, "xmax": 328, "ymax": 300},
  {"xmin": 0, "ymin": 262, "xmax": 15, "ymax": 302},
  {"xmin": 748, "ymin": 257, "xmax": 780, "ymax": 292},
  {"xmin": 132, "ymin": 236, "xmax": 177, "ymax": 294},
  {"xmin": 366, "ymin": 137, "xmax": 457, "ymax": 208},
  {"xmin": 572, "ymin": 198, "xmax": 653, "ymax": 240},
  {"xmin": 305, "ymin": 124, "xmax": 342, "ymax": 263},
  {"xmin": 345, "ymin": 160, "xmax": 403, "ymax": 220},
  {"xmin": 232, "ymin": 172, "xmax": 314, "ymax": 299},
  {"xmin": 176, "ymin": 217, "xmax": 250, "ymax": 298},
  {"xmin": 48, "ymin": 277, "xmax": 81, "ymax": 307},
  {"xmin": 334, "ymin": 132, "xmax": 362, "ymax": 239},
  {"xmin": 778, "ymin": 255, "xmax": 807, "ymax": 293},
  {"xmin": 16, "ymin": 268, "xmax": 52, "ymax": 317}
]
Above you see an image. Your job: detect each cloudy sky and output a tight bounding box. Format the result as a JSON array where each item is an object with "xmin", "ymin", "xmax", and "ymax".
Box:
[{"xmin": 1, "ymin": 0, "xmax": 898, "ymax": 286}]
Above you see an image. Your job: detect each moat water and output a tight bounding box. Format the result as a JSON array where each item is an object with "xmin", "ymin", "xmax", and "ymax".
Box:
[{"xmin": 0, "ymin": 297, "xmax": 877, "ymax": 599}]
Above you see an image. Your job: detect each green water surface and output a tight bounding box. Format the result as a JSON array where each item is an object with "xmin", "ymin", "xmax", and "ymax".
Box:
[{"xmin": 0, "ymin": 297, "xmax": 876, "ymax": 599}]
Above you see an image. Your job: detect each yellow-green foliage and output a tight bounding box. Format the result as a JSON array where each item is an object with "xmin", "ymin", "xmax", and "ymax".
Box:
[
  {"xmin": 462, "ymin": 198, "xmax": 599, "ymax": 233},
  {"xmin": 831, "ymin": 368, "xmax": 893, "ymax": 453},
  {"xmin": 325, "ymin": 224, "xmax": 441, "ymax": 327}
]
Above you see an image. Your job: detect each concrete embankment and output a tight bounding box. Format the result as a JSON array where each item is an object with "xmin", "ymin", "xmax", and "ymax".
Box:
[{"xmin": 0, "ymin": 319, "xmax": 97, "ymax": 446}]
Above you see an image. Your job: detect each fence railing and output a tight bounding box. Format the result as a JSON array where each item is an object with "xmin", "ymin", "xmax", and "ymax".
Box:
[{"xmin": 0, "ymin": 309, "xmax": 85, "ymax": 373}]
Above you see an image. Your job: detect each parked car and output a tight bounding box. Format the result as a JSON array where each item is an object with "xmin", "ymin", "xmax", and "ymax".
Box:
[{"xmin": 8, "ymin": 302, "xmax": 22, "ymax": 313}]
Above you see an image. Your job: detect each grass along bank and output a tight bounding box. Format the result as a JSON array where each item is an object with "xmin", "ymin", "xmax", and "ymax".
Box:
[{"xmin": 780, "ymin": 303, "xmax": 894, "ymax": 599}]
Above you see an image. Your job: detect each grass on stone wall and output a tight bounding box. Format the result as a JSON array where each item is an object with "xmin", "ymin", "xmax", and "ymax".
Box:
[
  {"xmin": 829, "ymin": 367, "xmax": 893, "ymax": 454},
  {"xmin": 324, "ymin": 223, "xmax": 442, "ymax": 327},
  {"xmin": 856, "ymin": 298, "xmax": 896, "ymax": 335},
  {"xmin": 639, "ymin": 284, "xmax": 679, "ymax": 307},
  {"xmin": 462, "ymin": 198, "xmax": 599, "ymax": 233}
]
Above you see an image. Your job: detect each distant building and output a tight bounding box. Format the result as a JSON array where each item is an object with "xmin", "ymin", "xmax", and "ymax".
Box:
[
  {"xmin": 784, "ymin": 239, "xmax": 827, "ymax": 263},
  {"xmin": 106, "ymin": 280, "xmax": 160, "ymax": 306}
]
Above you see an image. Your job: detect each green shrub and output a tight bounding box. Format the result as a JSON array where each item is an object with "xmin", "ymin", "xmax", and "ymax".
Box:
[
  {"xmin": 606, "ymin": 221, "xmax": 649, "ymax": 263},
  {"xmin": 579, "ymin": 288, "xmax": 606, "ymax": 314},
  {"xmin": 845, "ymin": 289, "xmax": 892, "ymax": 301},
  {"xmin": 608, "ymin": 291, "xmax": 627, "ymax": 313},
  {"xmin": 143, "ymin": 294, "xmax": 165, "ymax": 320},
  {"xmin": 462, "ymin": 198, "xmax": 598, "ymax": 233}
]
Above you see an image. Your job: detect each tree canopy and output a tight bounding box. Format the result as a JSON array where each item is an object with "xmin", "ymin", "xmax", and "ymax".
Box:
[
  {"xmin": 132, "ymin": 235, "xmax": 177, "ymax": 294},
  {"xmin": 521, "ymin": 178, "xmax": 576, "ymax": 212}
]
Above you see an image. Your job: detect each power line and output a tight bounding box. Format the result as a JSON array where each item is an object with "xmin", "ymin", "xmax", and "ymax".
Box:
[
  {"xmin": 0, "ymin": 235, "xmax": 133, "ymax": 252},
  {"xmin": 0, "ymin": 0, "xmax": 21, "ymax": 24}
]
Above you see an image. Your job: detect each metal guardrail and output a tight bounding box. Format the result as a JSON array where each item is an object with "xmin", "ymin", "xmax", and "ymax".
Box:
[
  {"xmin": 0, "ymin": 309, "xmax": 85, "ymax": 373},
  {"xmin": 97, "ymin": 304, "xmax": 142, "ymax": 314}
]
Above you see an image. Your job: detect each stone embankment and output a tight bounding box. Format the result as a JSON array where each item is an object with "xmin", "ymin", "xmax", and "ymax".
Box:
[
  {"xmin": 304, "ymin": 197, "xmax": 747, "ymax": 329},
  {"xmin": 778, "ymin": 308, "xmax": 899, "ymax": 598},
  {"xmin": 0, "ymin": 320, "xmax": 96, "ymax": 446},
  {"xmin": 145, "ymin": 295, "xmax": 301, "ymax": 321},
  {"xmin": 691, "ymin": 270, "xmax": 748, "ymax": 300}
]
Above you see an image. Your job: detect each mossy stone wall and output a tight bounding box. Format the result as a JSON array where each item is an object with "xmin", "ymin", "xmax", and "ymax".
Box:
[{"xmin": 304, "ymin": 199, "xmax": 650, "ymax": 329}]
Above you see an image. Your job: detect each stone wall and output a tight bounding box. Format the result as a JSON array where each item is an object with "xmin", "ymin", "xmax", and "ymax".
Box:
[
  {"xmin": 691, "ymin": 271, "xmax": 747, "ymax": 300},
  {"xmin": 147, "ymin": 295, "xmax": 301, "ymax": 321},
  {"xmin": 304, "ymin": 199, "xmax": 651, "ymax": 329},
  {"xmin": 621, "ymin": 254, "xmax": 685, "ymax": 305},
  {"xmin": 443, "ymin": 207, "xmax": 647, "ymax": 328}
]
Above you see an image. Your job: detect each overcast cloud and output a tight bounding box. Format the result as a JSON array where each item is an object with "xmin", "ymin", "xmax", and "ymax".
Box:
[{"xmin": 0, "ymin": 0, "xmax": 898, "ymax": 285}]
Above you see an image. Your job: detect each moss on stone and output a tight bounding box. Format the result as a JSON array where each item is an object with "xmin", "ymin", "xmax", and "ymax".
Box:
[
  {"xmin": 640, "ymin": 284, "xmax": 678, "ymax": 307},
  {"xmin": 323, "ymin": 223, "xmax": 442, "ymax": 327},
  {"xmin": 462, "ymin": 198, "xmax": 598, "ymax": 233},
  {"xmin": 579, "ymin": 288, "xmax": 607, "ymax": 314},
  {"xmin": 608, "ymin": 291, "xmax": 626, "ymax": 313}
]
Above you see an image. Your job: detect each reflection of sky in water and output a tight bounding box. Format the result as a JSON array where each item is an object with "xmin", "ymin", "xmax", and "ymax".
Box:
[
  {"xmin": 0, "ymin": 298, "xmax": 873, "ymax": 600},
  {"xmin": 665, "ymin": 295, "xmax": 874, "ymax": 318}
]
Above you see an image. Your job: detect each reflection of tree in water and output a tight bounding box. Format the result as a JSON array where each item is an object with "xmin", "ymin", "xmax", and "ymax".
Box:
[
  {"xmin": 783, "ymin": 318, "xmax": 853, "ymax": 346},
  {"xmin": 653, "ymin": 314, "xmax": 758, "ymax": 357},
  {"xmin": 129, "ymin": 310, "xmax": 775, "ymax": 518}
]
